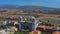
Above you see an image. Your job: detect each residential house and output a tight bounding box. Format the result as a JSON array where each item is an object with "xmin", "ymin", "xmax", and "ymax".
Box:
[{"xmin": 29, "ymin": 30, "xmax": 41, "ymax": 34}]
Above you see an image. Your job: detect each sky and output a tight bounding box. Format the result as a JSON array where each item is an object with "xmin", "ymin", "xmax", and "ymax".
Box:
[{"xmin": 0, "ymin": 0, "xmax": 60, "ymax": 8}]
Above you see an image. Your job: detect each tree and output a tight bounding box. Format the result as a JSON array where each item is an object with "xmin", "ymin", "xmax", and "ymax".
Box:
[
  {"xmin": 0, "ymin": 25, "xmax": 8, "ymax": 29},
  {"xmin": 39, "ymin": 21, "xmax": 54, "ymax": 26},
  {"xmin": 13, "ymin": 30, "xmax": 29, "ymax": 34}
]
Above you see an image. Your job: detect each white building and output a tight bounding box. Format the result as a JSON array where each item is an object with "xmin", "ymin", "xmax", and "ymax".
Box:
[
  {"xmin": 0, "ymin": 29, "xmax": 14, "ymax": 34},
  {"xmin": 0, "ymin": 26, "xmax": 18, "ymax": 34},
  {"xmin": 3, "ymin": 21, "xmax": 7, "ymax": 25},
  {"xmin": 19, "ymin": 16, "xmax": 39, "ymax": 31}
]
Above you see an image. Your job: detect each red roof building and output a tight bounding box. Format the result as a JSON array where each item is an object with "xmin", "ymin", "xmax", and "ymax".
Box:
[
  {"xmin": 52, "ymin": 32, "xmax": 60, "ymax": 34},
  {"xmin": 36, "ymin": 26, "xmax": 53, "ymax": 31},
  {"xmin": 29, "ymin": 30, "xmax": 41, "ymax": 34}
]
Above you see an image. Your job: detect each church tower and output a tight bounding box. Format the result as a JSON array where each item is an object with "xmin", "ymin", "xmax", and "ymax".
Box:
[
  {"xmin": 18, "ymin": 16, "xmax": 23, "ymax": 30},
  {"xmin": 29, "ymin": 16, "xmax": 37, "ymax": 31}
]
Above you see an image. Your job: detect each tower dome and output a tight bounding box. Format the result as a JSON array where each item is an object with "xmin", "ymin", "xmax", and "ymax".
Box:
[
  {"xmin": 18, "ymin": 16, "xmax": 23, "ymax": 22},
  {"xmin": 30, "ymin": 16, "xmax": 35, "ymax": 19},
  {"xmin": 29, "ymin": 16, "xmax": 35, "ymax": 23}
]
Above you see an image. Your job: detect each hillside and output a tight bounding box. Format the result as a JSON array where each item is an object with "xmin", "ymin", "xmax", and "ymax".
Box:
[{"xmin": 0, "ymin": 5, "xmax": 60, "ymax": 14}]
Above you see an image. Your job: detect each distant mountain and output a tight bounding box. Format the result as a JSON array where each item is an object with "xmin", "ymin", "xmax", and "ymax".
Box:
[
  {"xmin": 0, "ymin": 5, "xmax": 18, "ymax": 9},
  {"xmin": 0, "ymin": 5, "xmax": 60, "ymax": 14},
  {"xmin": 0, "ymin": 5, "xmax": 59, "ymax": 9}
]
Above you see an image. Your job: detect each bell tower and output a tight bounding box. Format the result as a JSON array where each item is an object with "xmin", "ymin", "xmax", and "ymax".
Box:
[
  {"xmin": 19, "ymin": 16, "xmax": 23, "ymax": 30},
  {"xmin": 29, "ymin": 16, "xmax": 37, "ymax": 31}
]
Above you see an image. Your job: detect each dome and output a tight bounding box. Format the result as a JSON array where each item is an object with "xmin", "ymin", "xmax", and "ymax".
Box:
[
  {"xmin": 19, "ymin": 16, "xmax": 23, "ymax": 18},
  {"xmin": 29, "ymin": 16, "xmax": 35, "ymax": 19}
]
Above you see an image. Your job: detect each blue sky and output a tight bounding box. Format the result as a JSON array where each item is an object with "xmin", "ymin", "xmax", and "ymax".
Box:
[{"xmin": 0, "ymin": 0, "xmax": 60, "ymax": 8}]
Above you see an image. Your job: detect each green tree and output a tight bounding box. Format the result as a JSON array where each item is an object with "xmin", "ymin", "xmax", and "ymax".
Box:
[
  {"xmin": 0, "ymin": 25, "xmax": 9, "ymax": 29},
  {"xmin": 14, "ymin": 30, "xmax": 29, "ymax": 34}
]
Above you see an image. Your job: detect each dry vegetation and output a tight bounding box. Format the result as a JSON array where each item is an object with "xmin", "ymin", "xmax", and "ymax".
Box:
[{"xmin": 0, "ymin": 10, "xmax": 60, "ymax": 26}]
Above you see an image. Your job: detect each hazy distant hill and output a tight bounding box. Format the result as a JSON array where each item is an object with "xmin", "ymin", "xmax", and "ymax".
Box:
[
  {"xmin": 0, "ymin": 5, "xmax": 60, "ymax": 14},
  {"xmin": 0, "ymin": 5, "xmax": 58, "ymax": 9}
]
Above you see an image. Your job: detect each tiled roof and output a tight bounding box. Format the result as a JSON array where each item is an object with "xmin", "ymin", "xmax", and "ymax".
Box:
[
  {"xmin": 12, "ymin": 20, "xmax": 19, "ymax": 24},
  {"xmin": 37, "ymin": 26, "xmax": 53, "ymax": 29},
  {"xmin": 29, "ymin": 30, "xmax": 41, "ymax": 34},
  {"xmin": 52, "ymin": 32, "xmax": 60, "ymax": 34}
]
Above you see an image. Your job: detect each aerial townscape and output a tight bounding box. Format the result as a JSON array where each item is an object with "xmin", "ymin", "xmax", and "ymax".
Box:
[
  {"xmin": 0, "ymin": 9, "xmax": 60, "ymax": 34},
  {"xmin": 0, "ymin": 0, "xmax": 60, "ymax": 34}
]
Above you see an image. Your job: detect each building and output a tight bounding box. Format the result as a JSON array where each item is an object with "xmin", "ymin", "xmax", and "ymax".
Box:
[
  {"xmin": 52, "ymin": 25, "xmax": 60, "ymax": 34},
  {"xmin": 6, "ymin": 26, "xmax": 18, "ymax": 32},
  {"xmin": 0, "ymin": 28, "xmax": 15, "ymax": 34},
  {"xmin": 19, "ymin": 16, "xmax": 39, "ymax": 31},
  {"xmin": 36, "ymin": 25, "xmax": 53, "ymax": 31},
  {"xmin": 52, "ymin": 31, "xmax": 60, "ymax": 34},
  {"xmin": 6, "ymin": 21, "xmax": 14, "ymax": 26},
  {"xmin": 0, "ymin": 20, "xmax": 7, "ymax": 26},
  {"xmin": 36, "ymin": 25, "xmax": 54, "ymax": 34},
  {"xmin": 29, "ymin": 30, "xmax": 41, "ymax": 34}
]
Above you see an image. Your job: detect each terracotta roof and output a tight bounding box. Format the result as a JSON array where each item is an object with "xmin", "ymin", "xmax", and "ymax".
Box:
[
  {"xmin": 29, "ymin": 30, "xmax": 41, "ymax": 34},
  {"xmin": 52, "ymin": 32, "xmax": 60, "ymax": 34},
  {"xmin": 37, "ymin": 26, "xmax": 53, "ymax": 29},
  {"xmin": 12, "ymin": 20, "xmax": 19, "ymax": 24}
]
